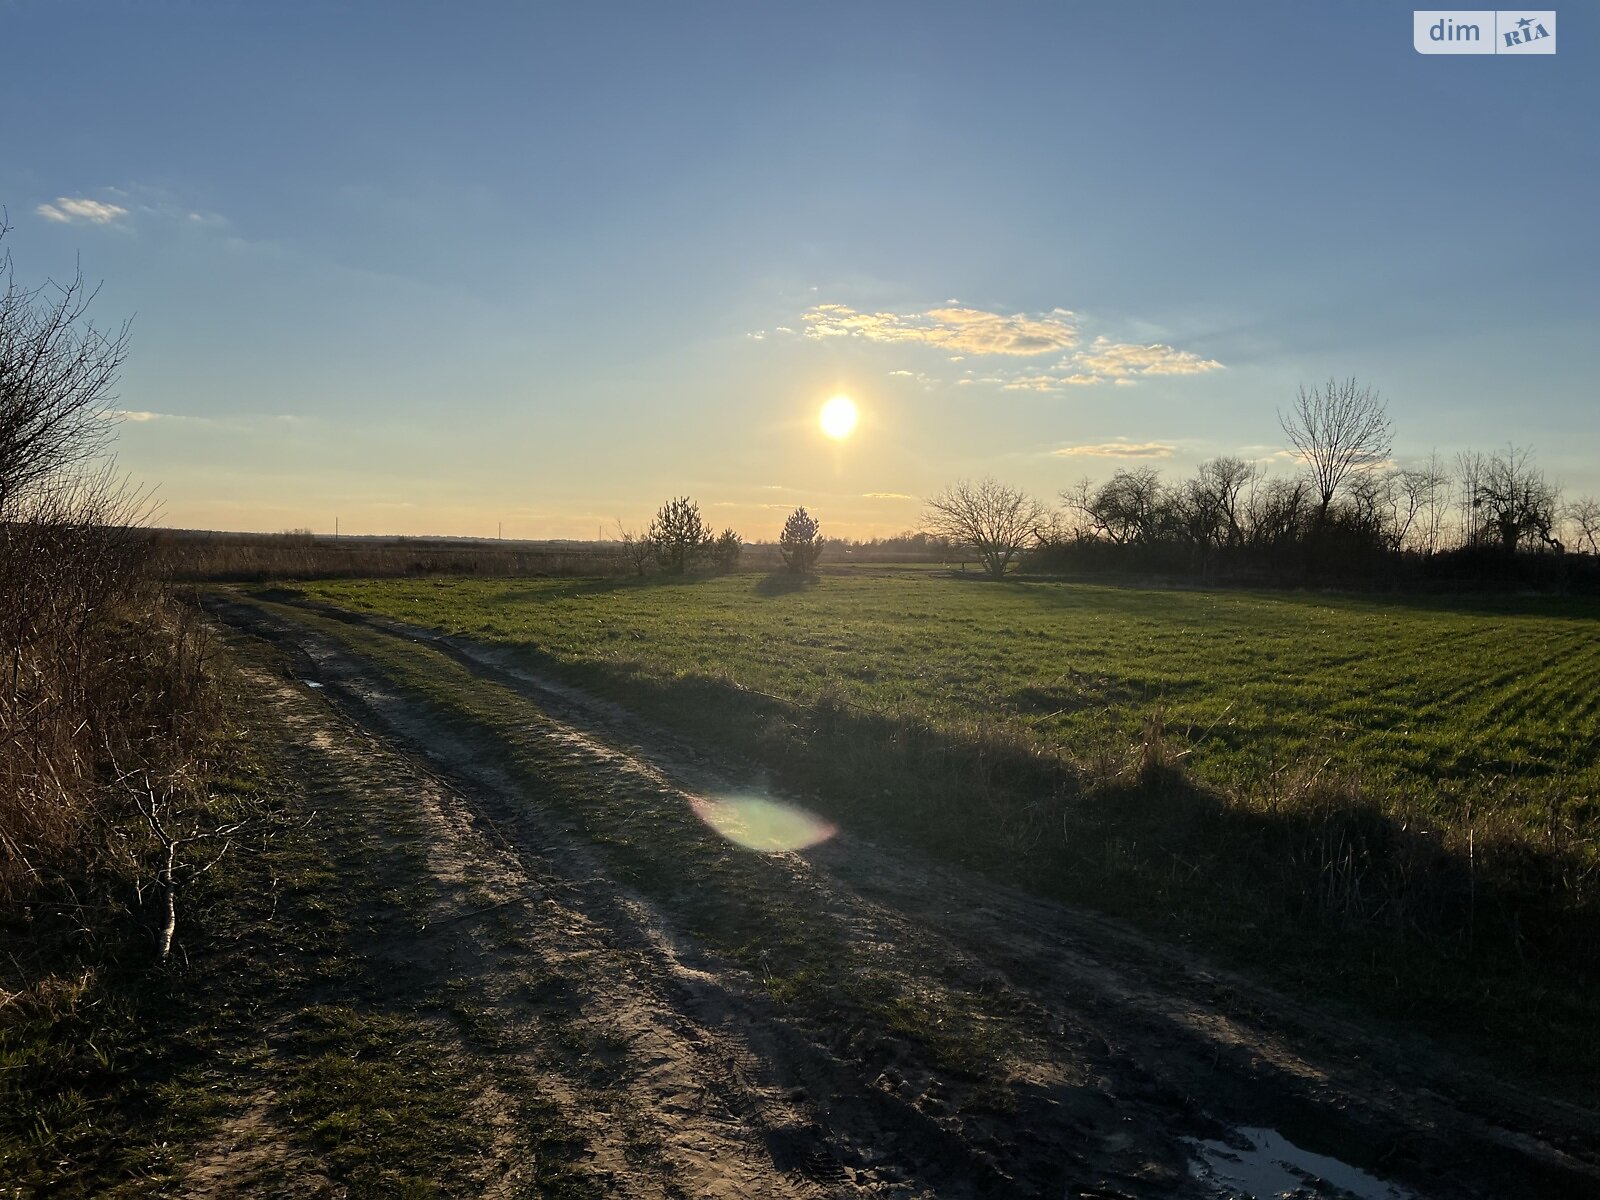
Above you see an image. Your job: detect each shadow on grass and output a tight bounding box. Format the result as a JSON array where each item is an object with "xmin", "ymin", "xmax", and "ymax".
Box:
[
  {"xmin": 754, "ymin": 571, "xmax": 817, "ymax": 598},
  {"xmin": 999, "ymin": 571, "xmax": 1600, "ymax": 623}
]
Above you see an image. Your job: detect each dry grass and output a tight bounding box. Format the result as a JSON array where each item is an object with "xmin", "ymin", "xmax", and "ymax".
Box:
[
  {"xmin": 1, "ymin": 482, "xmax": 225, "ymax": 917},
  {"xmin": 154, "ymin": 530, "xmax": 634, "ymax": 583}
]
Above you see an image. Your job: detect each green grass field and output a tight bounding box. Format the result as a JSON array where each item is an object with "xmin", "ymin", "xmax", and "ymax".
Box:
[
  {"xmin": 299, "ymin": 571, "xmax": 1600, "ymax": 826},
  {"xmin": 277, "ymin": 569, "xmax": 1600, "ymax": 1085}
]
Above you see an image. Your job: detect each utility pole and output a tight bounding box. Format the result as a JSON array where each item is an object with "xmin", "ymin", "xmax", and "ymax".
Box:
[
  {"xmin": 498, "ymin": 521, "xmax": 502, "ymax": 541},
  {"xmin": 335, "ymin": 515, "xmax": 339, "ymax": 538}
]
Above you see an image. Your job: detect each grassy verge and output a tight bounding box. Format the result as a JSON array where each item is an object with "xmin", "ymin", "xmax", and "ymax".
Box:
[
  {"xmin": 1, "ymin": 627, "xmax": 584, "ymax": 1197},
  {"xmin": 276, "ymin": 573, "xmax": 1600, "ymax": 1095}
]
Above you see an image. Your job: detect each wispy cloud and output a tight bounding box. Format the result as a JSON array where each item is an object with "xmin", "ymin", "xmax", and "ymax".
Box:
[
  {"xmin": 36, "ymin": 197, "xmax": 128, "ymax": 225},
  {"xmin": 801, "ymin": 303, "xmax": 1078, "ymax": 356},
  {"xmin": 107, "ymin": 409, "xmax": 308, "ymax": 432},
  {"xmin": 1000, "ymin": 374, "xmax": 1064, "ymax": 392},
  {"xmin": 1067, "ymin": 337, "xmax": 1223, "ymax": 383},
  {"xmin": 1051, "ymin": 440, "xmax": 1177, "ymax": 459},
  {"xmin": 862, "ymin": 491, "xmax": 915, "ymax": 500},
  {"xmin": 778, "ymin": 296, "xmax": 1223, "ymax": 395}
]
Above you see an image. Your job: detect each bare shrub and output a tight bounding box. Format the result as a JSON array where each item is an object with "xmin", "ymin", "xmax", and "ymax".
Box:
[
  {"xmin": 0, "ymin": 220, "xmax": 130, "ymax": 516},
  {"xmin": 615, "ymin": 519, "xmax": 655, "ymax": 576}
]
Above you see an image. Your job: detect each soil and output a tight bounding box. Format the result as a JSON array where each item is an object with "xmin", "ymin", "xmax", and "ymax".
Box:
[{"xmin": 196, "ymin": 593, "xmax": 1600, "ymax": 1199}]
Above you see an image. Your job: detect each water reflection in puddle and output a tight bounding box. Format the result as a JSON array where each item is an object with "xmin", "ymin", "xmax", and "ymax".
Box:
[
  {"xmin": 690, "ymin": 792, "xmax": 836, "ymax": 853},
  {"xmin": 1188, "ymin": 1126, "xmax": 1414, "ymax": 1199},
  {"xmin": 303, "ymin": 679, "xmax": 324, "ymax": 689}
]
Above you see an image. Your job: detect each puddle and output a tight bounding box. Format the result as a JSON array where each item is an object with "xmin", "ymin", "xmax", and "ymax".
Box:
[
  {"xmin": 690, "ymin": 791, "xmax": 836, "ymax": 853},
  {"xmin": 303, "ymin": 679, "xmax": 324, "ymax": 689},
  {"xmin": 1188, "ymin": 1126, "xmax": 1415, "ymax": 1199}
]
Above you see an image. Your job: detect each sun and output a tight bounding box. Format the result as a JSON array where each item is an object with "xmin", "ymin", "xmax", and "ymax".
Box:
[{"xmin": 820, "ymin": 394, "xmax": 858, "ymax": 440}]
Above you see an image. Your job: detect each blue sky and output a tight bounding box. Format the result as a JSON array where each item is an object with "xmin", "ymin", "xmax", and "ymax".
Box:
[{"xmin": 3, "ymin": 1, "xmax": 1595, "ymax": 538}]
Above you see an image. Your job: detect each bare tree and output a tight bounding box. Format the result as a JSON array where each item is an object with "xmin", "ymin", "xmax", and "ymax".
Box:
[
  {"xmin": 1278, "ymin": 377, "xmax": 1392, "ymax": 530},
  {"xmin": 1471, "ymin": 445, "xmax": 1562, "ymax": 554},
  {"xmin": 613, "ymin": 518, "xmax": 654, "ymax": 576},
  {"xmin": 1565, "ymin": 496, "xmax": 1600, "ymax": 555},
  {"xmin": 1197, "ymin": 456, "xmax": 1255, "ymax": 547},
  {"xmin": 1402, "ymin": 452, "xmax": 1452, "ymax": 555},
  {"xmin": 1455, "ymin": 449, "xmax": 1487, "ymax": 547},
  {"xmin": 1244, "ymin": 475, "xmax": 1310, "ymax": 549},
  {"xmin": 1067, "ymin": 468, "xmax": 1167, "ymax": 545},
  {"xmin": 924, "ymin": 477, "xmax": 1047, "ymax": 578},
  {"xmin": 0, "ymin": 216, "xmax": 131, "ymax": 517}
]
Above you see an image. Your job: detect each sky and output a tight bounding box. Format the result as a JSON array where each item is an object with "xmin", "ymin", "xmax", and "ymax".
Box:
[{"xmin": 2, "ymin": 1, "xmax": 1595, "ymax": 540}]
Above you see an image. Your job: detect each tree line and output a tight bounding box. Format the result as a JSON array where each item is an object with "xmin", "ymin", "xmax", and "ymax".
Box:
[{"xmin": 922, "ymin": 378, "xmax": 1600, "ymax": 587}]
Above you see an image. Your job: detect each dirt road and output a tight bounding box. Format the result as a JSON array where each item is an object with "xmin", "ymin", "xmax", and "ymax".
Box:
[{"xmin": 199, "ymin": 593, "xmax": 1600, "ymax": 1199}]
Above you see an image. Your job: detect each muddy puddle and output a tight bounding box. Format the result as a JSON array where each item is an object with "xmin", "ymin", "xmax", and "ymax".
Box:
[{"xmin": 1188, "ymin": 1125, "xmax": 1415, "ymax": 1199}]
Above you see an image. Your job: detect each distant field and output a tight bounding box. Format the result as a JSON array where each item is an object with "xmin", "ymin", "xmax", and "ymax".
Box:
[{"xmin": 298, "ymin": 571, "xmax": 1600, "ymax": 829}]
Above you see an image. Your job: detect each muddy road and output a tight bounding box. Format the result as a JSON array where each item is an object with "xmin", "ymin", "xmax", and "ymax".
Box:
[{"xmin": 200, "ymin": 593, "xmax": 1599, "ymax": 1199}]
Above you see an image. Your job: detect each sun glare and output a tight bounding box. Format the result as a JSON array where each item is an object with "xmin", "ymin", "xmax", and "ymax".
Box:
[{"xmin": 820, "ymin": 394, "xmax": 858, "ymax": 440}]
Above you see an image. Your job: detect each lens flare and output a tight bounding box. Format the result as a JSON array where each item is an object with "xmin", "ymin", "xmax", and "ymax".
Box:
[{"xmin": 690, "ymin": 792, "xmax": 836, "ymax": 853}]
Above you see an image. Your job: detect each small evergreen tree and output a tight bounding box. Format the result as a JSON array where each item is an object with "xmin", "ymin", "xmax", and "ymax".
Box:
[
  {"xmin": 648, "ymin": 496, "xmax": 711, "ymax": 574},
  {"xmin": 712, "ymin": 527, "xmax": 742, "ymax": 571},
  {"xmin": 779, "ymin": 507, "xmax": 824, "ymax": 573}
]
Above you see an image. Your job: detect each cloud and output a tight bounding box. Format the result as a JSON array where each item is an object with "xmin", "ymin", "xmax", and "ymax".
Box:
[
  {"xmin": 801, "ymin": 303, "xmax": 1078, "ymax": 356},
  {"xmin": 1001, "ymin": 374, "xmax": 1066, "ymax": 392},
  {"xmin": 106, "ymin": 409, "xmax": 308, "ymax": 432},
  {"xmin": 1051, "ymin": 440, "xmax": 1177, "ymax": 459},
  {"xmin": 36, "ymin": 197, "xmax": 129, "ymax": 225},
  {"xmin": 862, "ymin": 492, "xmax": 915, "ymax": 500},
  {"xmin": 782, "ymin": 296, "xmax": 1223, "ymax": 397},
  {"xmin": 1065, "ymin": 337, "xmax": 1223, "ymax": 384}
]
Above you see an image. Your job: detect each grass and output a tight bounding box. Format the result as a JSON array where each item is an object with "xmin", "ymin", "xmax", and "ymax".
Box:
[
  {"xmin": 274, "ymin": 570, "xmax": 1600, "ymax": 1092},
  {"xmin": 296, "ymin": 572, "xmax": 1600, "ymax": 828}
]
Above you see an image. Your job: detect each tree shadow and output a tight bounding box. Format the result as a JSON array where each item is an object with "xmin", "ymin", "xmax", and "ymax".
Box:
[
  {"xmin": 754, "ymin": 571, "xmax": 816, "ymax": 597},
  {"xmin": 494, "ymin": 574, "xmax": 672, "ymax": 603}
]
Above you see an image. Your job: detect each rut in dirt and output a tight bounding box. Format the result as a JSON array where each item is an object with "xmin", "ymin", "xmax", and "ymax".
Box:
[{"xmin": 207, "ymin": 592, "xmax": 1600, "ymax": 1200}]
